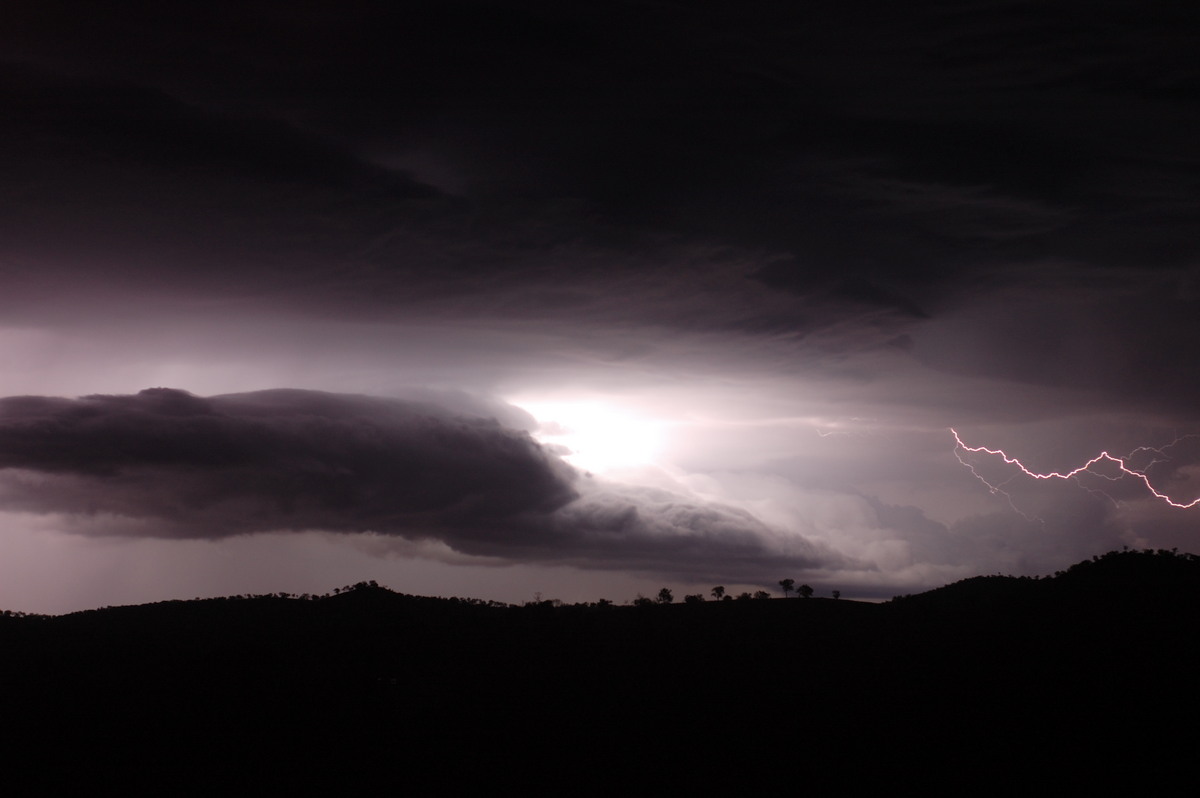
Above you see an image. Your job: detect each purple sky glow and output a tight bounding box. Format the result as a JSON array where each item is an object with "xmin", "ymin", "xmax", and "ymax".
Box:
[{"xmin": 2, "ymin": 1, "xmax": 1199, "ymax": 612}]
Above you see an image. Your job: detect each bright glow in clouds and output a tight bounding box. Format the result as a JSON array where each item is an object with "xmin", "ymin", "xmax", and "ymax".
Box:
[{"xmin": 510, "ymin": 398, "xmax": 666, "ymax": 475}]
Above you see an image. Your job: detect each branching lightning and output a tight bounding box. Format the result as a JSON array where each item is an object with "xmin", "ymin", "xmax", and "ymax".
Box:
[{"xmin": 951, "ymin": 428, "xmax": 1200, "ymax": 510}]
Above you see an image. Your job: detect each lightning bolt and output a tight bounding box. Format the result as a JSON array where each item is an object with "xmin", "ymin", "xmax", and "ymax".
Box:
[{"xmin": 951, "ymin": 428, "xmax": 1200, "ymax": 510}]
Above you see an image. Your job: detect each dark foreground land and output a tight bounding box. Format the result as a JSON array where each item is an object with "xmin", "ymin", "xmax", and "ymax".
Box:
[{"xmin": 3, "ymin": 549, "xmax": 1198, "ymax": 792}]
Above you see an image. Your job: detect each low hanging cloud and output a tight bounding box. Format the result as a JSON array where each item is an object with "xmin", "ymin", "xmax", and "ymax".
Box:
[
  {"xmin": 0, "ymin": 387, "xmax": 827, "ymax": 576},
  {"xmin": 0, "ymin": 387, "xmax": 577, "ymax": 537}
]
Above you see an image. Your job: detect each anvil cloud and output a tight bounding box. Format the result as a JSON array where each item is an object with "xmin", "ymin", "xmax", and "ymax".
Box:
[{"xmin": 1, "ymin": 1, "xmax": 1198, "ymax": 611}]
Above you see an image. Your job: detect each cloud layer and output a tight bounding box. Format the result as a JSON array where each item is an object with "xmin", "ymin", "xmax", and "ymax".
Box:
[
  {"xmin": 0, "ymin": 388, "xmax": 575, "ymax": 535},
  {"xmin": 1, "ymin": 3, "xmax": 1199, "ymax": 609},
  {"xmin": 0, "ymin": 388, "xmax": 830, "ymax": 579}
]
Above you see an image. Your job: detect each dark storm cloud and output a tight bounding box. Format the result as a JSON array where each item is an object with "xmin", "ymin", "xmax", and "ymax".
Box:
[
  {"xmin": 4, "ymin": 0, "xmax": 1194, "ymax": 341},
  {"xmin": 0, "ymin": 388, "xmax": 825, "ymax": 576},
  {"xmin": 2, "ymin": 1, "xmax": 1200, "ymax": 607},
  {"xmin": 517, "ymin": 482, "xmax": 833, "ymax": 580},
  {"xmin": 912, "ymin": 269, "xmax": 1200, "ymax": 414},
  {"xmin": 0, "ymin": 388, "xmax": 576, "ymax": 536},
  {"xmin": 0, "ymin": 63, "xmax": 436, "ymax": 199}
]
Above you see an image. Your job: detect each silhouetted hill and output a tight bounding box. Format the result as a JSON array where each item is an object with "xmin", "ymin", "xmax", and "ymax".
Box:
[
  {"xmin": 893, "ymin": 547, "xmax": 1200, "ymax": 609},
  {"xmin": 2, "ymin": 550, "xmax": 1197, "ymax": 792}
]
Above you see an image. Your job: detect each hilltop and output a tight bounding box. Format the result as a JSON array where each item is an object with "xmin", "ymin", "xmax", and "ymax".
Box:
[{"xmin": 2, "ymin": 549, "xmax": 1197, "ymax": 792}]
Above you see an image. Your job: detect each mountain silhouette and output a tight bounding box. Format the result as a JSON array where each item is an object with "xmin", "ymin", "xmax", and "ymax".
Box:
[{"xmin": 2, "ymin": 550, "xmax": 1196, "ymax": 792}]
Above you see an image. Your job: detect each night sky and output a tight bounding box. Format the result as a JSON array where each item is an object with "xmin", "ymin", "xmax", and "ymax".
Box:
[{"xmin": 3, "ymin": 1, "xmax": 1199, "ymax": 612}]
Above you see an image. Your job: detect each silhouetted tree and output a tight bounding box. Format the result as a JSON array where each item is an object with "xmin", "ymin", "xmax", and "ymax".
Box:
[
  {"xmin": 711, "ymin": 585, "xmax": 725, "ymax": 601},
  {"xmin": 779, "ymin": 578, "xmax": 795, "ymax": 598},
  {"xmin": 656, "ymin": 587, "xmax": 674, "ymax": 604},
  {"xmin": 832, "ymin": 590, "xmax": 841, "ymax": 600},
  {"xmin": 753, "ymin": 590, "xmax": 771, "ymax": 600},
  {"xmin": 684, "ymin": 594, "xmax": 705, "ymax": 604},
  {"xmin": 798, "ymin": 584, "xmax": 814, "ymax": 599},
  {"xmin": 632, "ymin": 594, "xmax": 654, "ymax": 607}
]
